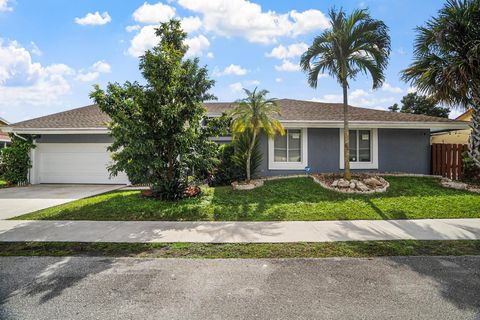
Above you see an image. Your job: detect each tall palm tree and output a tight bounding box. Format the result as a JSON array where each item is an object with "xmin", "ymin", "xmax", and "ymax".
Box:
[
  {"xmin": 300, "ymin": 8, "xmax": 391, "ymax": 180},
  {"xmin": 230, "ymin": 88, "xmax": 285, "ymax": 182},
  {"xmin": 402, "ymin": 0, "xmax": 480, "ymax": 167}
]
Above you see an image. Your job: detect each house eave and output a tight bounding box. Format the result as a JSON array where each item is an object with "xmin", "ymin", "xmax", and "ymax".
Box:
[
  {"xmin": 3, "ymin": 127, "xmax": 109, "ymax": 135},
  {"xmin": 279, "ymin": 120, "xmax": 470, "ymax": 131}
]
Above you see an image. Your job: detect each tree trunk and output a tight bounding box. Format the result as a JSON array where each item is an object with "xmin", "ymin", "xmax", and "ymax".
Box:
[
  {"xmin": 468, "ymin": 96, "xmax": 480, "ymax": 168},
  {"xmin": 342, "ymin": 82, "xmax": 351, "ymax": 180},
  {"xmin": 246, "ymin": 130, "xmax": 257, "ymax": 182}
]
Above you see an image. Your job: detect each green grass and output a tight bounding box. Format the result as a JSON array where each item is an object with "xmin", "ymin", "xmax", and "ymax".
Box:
[
  {"xmin": 0, "ymin": 180, "xmax": 6, "ymax": 188},
  {"xmin": 14, "ymin": 176, "xmax": 480, "ymax": 221},
  {"xmin": 1, "ymin": 240, "xmax": 479, "ymax": 258}
]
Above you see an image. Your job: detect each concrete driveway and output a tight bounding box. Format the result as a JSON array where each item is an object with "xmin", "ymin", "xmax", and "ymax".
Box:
[{"xmin": 0, "ymin": 184, "xmax": 125, "ymax": 220}]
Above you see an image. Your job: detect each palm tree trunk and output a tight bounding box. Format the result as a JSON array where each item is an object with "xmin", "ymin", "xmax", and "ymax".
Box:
[
  {"xmin": 468, "ymin": 94, "xmax": 480, "ymax": 168},
  {"xmin": 342, "ymin": 82, "xmax": 351, "ymax": 180},
  {"xmin": 246, "ymin": 129, "xmax": 257, "ymax": 182}
]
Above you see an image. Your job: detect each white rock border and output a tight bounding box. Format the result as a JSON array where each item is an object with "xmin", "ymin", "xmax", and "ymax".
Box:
[
  {"xmin": 312, "ymin": 175, "xmax": 390, "ymax": 194},
  {"xmin": 440, "ymin": 178, "xmax": 480, "ymax": 194}
]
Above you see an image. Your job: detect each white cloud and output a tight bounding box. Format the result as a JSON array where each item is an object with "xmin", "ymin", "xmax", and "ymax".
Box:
[
  {"xmin": 133, "ymin": 2, "xmax": 175, "ymax": 24},
  {"xmin": 92, "ymin": 60, "xmax": 111, "ymax": 73},
  {"xmin": 181, "ymin": 16, "xmax": 202, "ymax": 33},
  {"xmin": 206, "ymin": 52, "xmax": 214, "ymax": 59},
  {"xmin": 30, "ymin": 42, "xmax": 42, "ymax": 56},
  {"xmin": 0, "ymin": 39, "xmax": 75, "ymax": 107},
  {"xmin": 76, "ymin": 60, "xmax": 111, "ymax": 82},
  {"xmin": 289, "ymin": 10, "xmax": 329, "ymax": 36},
  {"xmin": 126, "ymin": 25, "xmax": 141, "ymax": 32},
  {"xmin": 314, "ymin": 88, "xmax": 396, "ymax": 109},
  {"xmin": 266, "ymin": 42, "xmax": 308, "ymax": 60},
  {"xmin": 213, "ymin": 64, "xmax": 248, "ymax": 76},
  {"xmin": 275, "ymin": 59, "xmax": 300, "ymax": 72},
  {"xmin": 185, "ymin": 34, "xmax": 210, "ymax": 57},
  {"xmin": 0, "ymin": 0, "xmax": 12, "ymax": 12},
  {"xmin": 229, "ymin": 80, "xmax": 260, "ymax": 93},
  {"xmin": 177, "ymin": 0, "xmax": 329, "ymax": 44},
  {"xmin": 75, "ymin": 11, "xmax": 112, "ymax": 26},
  {"xmin": 229, "ymin": 82, "xmax": 243, "ymax": 93},
  {"xmin": 128, "ymin": 25, "xmax": 210, "ymax": 57},
  {"xmin": 128, "ymin": 25, "xmax": 156, "ymax": 57},
  {"xmin": 275, "ymin": 77, "xmax": 282, "ymax": 83},
  {"xmin": 381, "ymin": 82, "xmax": 403, "ymax": 94}
]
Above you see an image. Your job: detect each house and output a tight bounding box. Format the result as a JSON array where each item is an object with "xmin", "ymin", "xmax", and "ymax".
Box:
[
  {"xmin": 3, "ymin": 99, "xmax": 469, "ymax": 184},
  {"xmin": 431, "ymin": 109, "xmax": 472, "ymax": 144},
  {"xmin": 0, "ymin": 117, "xmax": 11, "ymax": 150}
]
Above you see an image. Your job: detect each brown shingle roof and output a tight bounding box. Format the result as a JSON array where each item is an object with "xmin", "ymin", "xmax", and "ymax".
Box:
[
  {"xmin": 11, "ymin": 105, "xmax": 111, "ymax": 129},
  {"xmin": 10, "ymin": 99, "xmax": 459, "ymax": 129}
]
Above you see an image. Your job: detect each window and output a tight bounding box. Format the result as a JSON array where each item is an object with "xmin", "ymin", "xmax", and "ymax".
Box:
[
  {"xmin": 269, "ymin": 128, "xmax": 308, "ymax": 170},
  {"xmin": 339, "ymin": 128, "xmax": 378, "ymax": 170},
  {"xmin": 274, "ymin": 129, "xmax": 302, "ymax": 162},
  {"xmin": 349, "ymin": 130, "xmax": 371, "ymax": 162}
]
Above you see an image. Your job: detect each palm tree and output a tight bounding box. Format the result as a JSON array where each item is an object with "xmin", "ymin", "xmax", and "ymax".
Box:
[
  {"xmin": 300, "ymin": 8, "xmax": 391, "ymax": 180},
  {"xmin": 230, "ymin": 88, "xmax": 285, "ymax": 182},
  {"xmin": 402, "ymin": 0, "xmax": 480, "ymax": 167}
]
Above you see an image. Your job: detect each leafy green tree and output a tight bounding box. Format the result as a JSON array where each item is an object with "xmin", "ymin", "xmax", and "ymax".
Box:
[
  {"xmin": 230, "ymin": 88, "xmax": 284, "ymax": 182},
  {"xmin": 0, "ymin": 134, "xmax": 35, "ymax": 185},
  {"xmin": 300, "ymin": 8, "xmax": 391, "ymax": 180},
  {"xmin": 90, "ymin": 20, "xmax": 225, "ymax": 200},
  {"xmin": 388, "ymin": 103, "xmax": 400, "ymax": 112},
  {"xmin": 402, "ymin": 0, "xmax": 480, "ymax": 167},
  {"xmin": 391, "ymin": 93, "xmax": 450, "ymax": 118}
]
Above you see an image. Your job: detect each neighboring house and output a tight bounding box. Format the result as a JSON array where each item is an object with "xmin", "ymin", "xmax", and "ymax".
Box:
[
  {"xmin": 431, "ymin": 109, "xmax": 472, "ymax": 144},
  {"xmin": 3, "ymin": 99, "xmax": 469, "ymax": 185},
  {"xmin": 0, "ymin": 117, "xmax": 11, "ymax": 150}
]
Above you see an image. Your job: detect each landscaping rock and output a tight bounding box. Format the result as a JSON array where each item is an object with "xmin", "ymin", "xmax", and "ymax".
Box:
[
  {"xmin": 349, "ymin": 182, "xmax": 356, "ymax": 189},
  {"xmin": 356, "ymin": 181, "xmax": 369, "ymax": 192},
  {"xmin": 336, "ymin": 179, "xmax": 350, "ymax": 188},
  {"xmin": 363, "ymin": 177, "xmax": 383, "ymax": 188},
  {"xmin": 331, "ymin": 180, "xmax": 338, "ymax": 187},
  {"xmin": 441, "ymin": 180, "xmax": 468, "ymax": 190}
]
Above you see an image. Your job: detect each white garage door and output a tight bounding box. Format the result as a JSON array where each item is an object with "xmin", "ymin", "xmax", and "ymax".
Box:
[{"xmin": 35, "ymin": 143, "xmax": 130, "ymax": 184}]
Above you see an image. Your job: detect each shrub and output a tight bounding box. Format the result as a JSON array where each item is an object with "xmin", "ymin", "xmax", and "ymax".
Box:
[
  {"xmin": 462, "ymin": 152, "xmax": 480, "ymax": 183},
  {"xmin": 232, "ymin": 130, "xmax": 262, "ymax": 180},
  {"xmin": 0, "ymin": 135, "xmax": 35, "ymax": 185},
  {"xmin": 209, "ymin": 131, "xmax": 262, "ymax": 186},
  {"xmin": 208, "ymin": 143, "xmax": 243, "ymax": 186}
]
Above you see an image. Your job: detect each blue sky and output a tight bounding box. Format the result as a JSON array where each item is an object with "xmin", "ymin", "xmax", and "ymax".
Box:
[{"xmin": 0, "ymin": 0, "xmax": 453, "ymax": 123}]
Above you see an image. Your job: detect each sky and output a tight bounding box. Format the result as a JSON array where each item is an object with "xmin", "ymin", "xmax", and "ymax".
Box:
[{"xmin": 0, "ymin": 0, "xmax": 458, "ymax": 123}]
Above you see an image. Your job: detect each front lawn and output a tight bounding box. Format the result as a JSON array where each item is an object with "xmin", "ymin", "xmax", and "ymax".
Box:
[
  {"xmin": 0, "ymin": 180, "xmax": 6, "ymax": 188},
  {"xmin": 14, "ymin": 176, "xmax": 480, "ymax": 221}
]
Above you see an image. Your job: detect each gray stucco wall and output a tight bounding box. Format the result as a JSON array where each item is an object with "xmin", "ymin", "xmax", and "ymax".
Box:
[
  {"xmin": 35, "ymin": 134, "xmax": 113, "ymax": 143},
  {"xmin": 257, "ymin": 128, "xmax": 431, "ymax": 177},
  {"xmin": 378, "ymin": 128, "xmax": 430, "ymax": 174}
]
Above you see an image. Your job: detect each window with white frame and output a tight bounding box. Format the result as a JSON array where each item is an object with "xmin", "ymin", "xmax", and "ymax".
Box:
[
  {"xmin": 349, "ymin": 129, "xmax": 371, "ymax": 162},
  {"xmin": 339, "ymin": 128, "xmax": 378, "ymax": 170},
  {"xmin": 269, "ymin": 128, "xmax": 308, "ymax": 170},
  {"xmin": 274, "ymin": 129, "xmax": 302, "ymax": 162}
]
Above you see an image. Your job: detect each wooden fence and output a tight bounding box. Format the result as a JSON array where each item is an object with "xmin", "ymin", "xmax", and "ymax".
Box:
[{"xmin": 431, "ymin": 143, "xmax": 468, "ymax": 180}]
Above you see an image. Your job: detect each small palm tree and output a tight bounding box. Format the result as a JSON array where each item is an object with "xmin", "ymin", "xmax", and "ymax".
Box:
[
  {"xmin": 402, "ymin": 0, "xmax": 480, "ymax": 167},
  {"xmin": 230, "ymin": 88, "xmax": 285, "ymax": 182},
  {"xmin": 300, "ymin": 8, "xmax": 391, "ymax": 180}
]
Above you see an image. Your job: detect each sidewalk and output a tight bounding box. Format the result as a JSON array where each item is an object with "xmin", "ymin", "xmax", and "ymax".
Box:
[{"xmin": 1, "ymin": 219, "xmax": 480, "ymax": 243}]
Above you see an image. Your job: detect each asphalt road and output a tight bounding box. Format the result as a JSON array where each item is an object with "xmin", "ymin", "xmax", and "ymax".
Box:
[{"xmin": 1, "ymin": 256, "xmax": 479, "ymax": 319}]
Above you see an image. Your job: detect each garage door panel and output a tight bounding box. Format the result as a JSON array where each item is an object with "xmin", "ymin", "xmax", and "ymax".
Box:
[{"xmin": 36, "ymin": 143, "xmax": 129, "ymax": 184}]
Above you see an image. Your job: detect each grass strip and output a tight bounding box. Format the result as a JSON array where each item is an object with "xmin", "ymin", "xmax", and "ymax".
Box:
[{"xmin": 1, "ymin": 240, "xmax": 479, "ymax": 258}]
